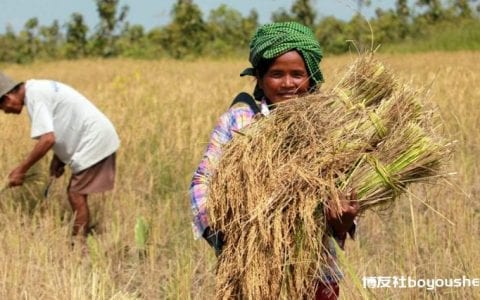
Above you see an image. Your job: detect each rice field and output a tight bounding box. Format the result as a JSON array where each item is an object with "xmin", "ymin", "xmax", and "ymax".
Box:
[{"xmin": 0, "ymin": 51, "xmax": 479, "ymax": 299}]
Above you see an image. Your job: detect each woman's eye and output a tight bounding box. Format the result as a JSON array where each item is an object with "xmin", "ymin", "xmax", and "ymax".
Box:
[
  {"xmin": 292, "ymin": 72, "xmax": 307, "ymax": 78},
  {"xmin": 269, "ymin": 72, "xmax": 283, "ymax": 78}
]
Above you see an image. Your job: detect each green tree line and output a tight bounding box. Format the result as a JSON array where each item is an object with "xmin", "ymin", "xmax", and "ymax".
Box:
[{"xmin": 1, "ymin": 0, "xmax": 479, "ymax": 63}]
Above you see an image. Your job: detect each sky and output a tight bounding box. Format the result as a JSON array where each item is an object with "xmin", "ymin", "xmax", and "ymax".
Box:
[{"xmin": 0, "ymin": 0, "xmax": 396, "ymax": 33}]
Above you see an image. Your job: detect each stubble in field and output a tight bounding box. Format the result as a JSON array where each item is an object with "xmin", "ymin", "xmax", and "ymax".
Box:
[{"xmin": 0, "ymin": 51, "xmax": 478, "ymax": 299}]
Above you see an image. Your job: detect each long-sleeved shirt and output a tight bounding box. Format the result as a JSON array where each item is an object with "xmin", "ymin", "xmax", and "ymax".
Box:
[
  {"xmin": 190, "ymin": 98, "xmax": 353, "ymax": 283},
  {"xmin": 190, "ymin": 99, "xmax": 269, "ymax": 238}
]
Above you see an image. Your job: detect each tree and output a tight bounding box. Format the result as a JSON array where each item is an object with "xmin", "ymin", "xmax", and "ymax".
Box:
[
  {"xmin": 416, "ymin": 0, "xmax": 445, "ymax": 22},
  {"xmin": 344, "ymin": 14, "xmax": 373, "ymax": 52},
  {"xmin": 0, "ymin": 25, "xmax": 19, "ymax": 62},
  {"xmin": 117, "ymin": 23, "xmax": 150, "ymax": 58},
  {"xmin": 242, "ymin": 9, "xmax": 260, "ymax": 44},
  {"xmin": 64, "ymin": 13, "xmax": 89, "ymax": 59},
  {"xmin": 396, "ymin": 0, "xmax": 410, "ymax": 20},
  {"xmin": 453, "ymin": 0, "xmax": 473, "ymax": 18},
  {"xmin": 146, "ymin": 27, "xmax": 168, "ymax": 58},
  {"xmin": 39, "ymin": 20, "xmax": 62, "ymax": 59},
  {"xmin": 206, "ymin": 4, "xmax": 251, "ymax": 55},
  {"xmin": 271, "ymin": 8, "xmax": 295, "ymax": 23},
  {"xmin": 92, "ymin": 0, "xmax": 129, "ymax": 57},
  {"xmin": 17, "ymin": 18, "xmax": 40, "ymax": 63},
  {"xmin": 356, "ymin": 0, "xmax": 372, "ymax": 13},
  {"xmin": 292, "ymin": 0, "xmax": 316, "ymax": 27},
  {"xmin": 315, "ymin": 16, "xmax": 349, "ymax": 54},
  {"xmin": 160, "ymin": 0, "xmax": 208, "ymax": 59},
  {"xmin": 371, "ymin": 9, "xmax": 407, "ymax": 43},
  {"xmin": 395, "ymin": 0, "xmax": 411, "ymax": 38},
  {"xmin": 271, "ymin": 0, "xmax": 316, "ymax": 27}
]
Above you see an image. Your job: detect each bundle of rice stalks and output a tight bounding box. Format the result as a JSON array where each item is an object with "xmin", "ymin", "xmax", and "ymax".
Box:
[
  {"xmin": 207, "ymin": 54, "xmax": 452, "ymax": 299},
  {"xmin": 336, "ymin": 55, "xmax": 396, "ymax": 107},
  {"xmin": 0, "ymin": 165, "xmax": 47, "ymax": 211}
]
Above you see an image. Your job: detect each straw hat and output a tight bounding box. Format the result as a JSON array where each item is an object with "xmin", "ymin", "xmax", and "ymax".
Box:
[{"xmin": 0, "ymin": 72, "xmax": 19, "ymax": 98}]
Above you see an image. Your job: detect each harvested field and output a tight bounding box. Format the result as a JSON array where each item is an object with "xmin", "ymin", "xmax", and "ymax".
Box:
[{"xmin": 0, "ymin": 51, "xmax": 478, "ymax": 299}]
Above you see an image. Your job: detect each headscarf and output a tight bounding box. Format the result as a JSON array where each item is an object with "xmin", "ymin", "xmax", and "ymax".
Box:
[{"xmin": 240, "ymin": 22, "xmax": 324, "ymax": 100}]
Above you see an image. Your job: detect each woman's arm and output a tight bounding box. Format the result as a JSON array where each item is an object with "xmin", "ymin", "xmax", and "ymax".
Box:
[{"xmin": 190, "ymin": 107, "xmax": 256, "ymax": 239}]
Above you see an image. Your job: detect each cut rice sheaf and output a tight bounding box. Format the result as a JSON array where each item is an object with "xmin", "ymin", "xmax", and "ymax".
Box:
[{"xmin": 207, "ymin": 54, "xmax": 452, "ymax": 299}]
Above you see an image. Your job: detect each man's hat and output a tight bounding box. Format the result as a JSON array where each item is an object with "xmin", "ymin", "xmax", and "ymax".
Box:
[{"xmin": 0, "ymin": 72, "xmax": 19, "ymax": 99}]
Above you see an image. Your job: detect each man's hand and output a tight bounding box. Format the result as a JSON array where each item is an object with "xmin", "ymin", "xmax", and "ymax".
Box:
[
  {"xmin": 8, "ymin": 166, "xmax": 27, "ymax": 187},
  {"xmin": 7, "ymin": 132, "xmax": 56, "ymax": 188},
  {"xmin": 325, "ymin": 191, "xmax": 359, "ymax": 237},
  {"xmin": 49, "ymin": 155, "xmax": 65, "ymax": 178}
]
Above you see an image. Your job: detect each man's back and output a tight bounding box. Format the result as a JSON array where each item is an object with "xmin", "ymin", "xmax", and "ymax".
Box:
[{"xmin": 24, "ymin": 80, "xmax": 120, "ymax": 173}]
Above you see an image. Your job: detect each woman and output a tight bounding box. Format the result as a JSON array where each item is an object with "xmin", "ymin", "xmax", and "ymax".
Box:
[{"xmin": 190, "ymin": 22, "xmax": 358, "ymax": 300}]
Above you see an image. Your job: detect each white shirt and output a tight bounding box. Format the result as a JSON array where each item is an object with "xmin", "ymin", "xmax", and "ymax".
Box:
[{"xmin": 24, "ymin": 80, "xmax": 120, "ymax": 173}]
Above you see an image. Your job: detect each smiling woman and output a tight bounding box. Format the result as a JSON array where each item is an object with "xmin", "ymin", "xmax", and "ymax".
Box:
[
  {"xmin": 190, "ymin": 21, "xmax": 358, "ymax": 299},
  {"xmin": 239, "ymin": 21, "xmax": 324, "ymax": 101},
  {"xmin": 256, "ymin": 50, "xmax": 311, "ymax": 104}
]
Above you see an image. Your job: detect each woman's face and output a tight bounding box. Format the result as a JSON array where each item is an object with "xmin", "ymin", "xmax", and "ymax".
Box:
[{"xmin": 258, "ymin": 50, "xmax": 311, "ymax": 104}]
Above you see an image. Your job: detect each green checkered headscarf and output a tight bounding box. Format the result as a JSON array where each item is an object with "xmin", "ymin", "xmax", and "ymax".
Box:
[{"xmin": 240, "ymin": 22, "xmax": 324, "ymax": 100}]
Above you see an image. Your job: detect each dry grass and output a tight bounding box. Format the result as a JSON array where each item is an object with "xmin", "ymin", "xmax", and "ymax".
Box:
[
  {"xmin": 208, "ymin": 55, "xmax": 451, "ymax": 299},
  {"xmin": 0, "ymin": 51, "xmax": 478, "ymax": 299}
]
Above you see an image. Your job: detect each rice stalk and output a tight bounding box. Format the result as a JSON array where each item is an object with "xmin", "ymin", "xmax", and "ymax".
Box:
[
  {"xmin": 135, "ymin": 215, "xmax": 149, "ymax": 260},
  {"xmin": 207, "ymin": 54, "xmax": 452, "ymax": 299}
]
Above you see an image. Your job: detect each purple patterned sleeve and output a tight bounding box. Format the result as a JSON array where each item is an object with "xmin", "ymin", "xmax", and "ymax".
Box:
[{"xmin": 190, "ymin": 107, "xmax": 256, "ymax": 238}]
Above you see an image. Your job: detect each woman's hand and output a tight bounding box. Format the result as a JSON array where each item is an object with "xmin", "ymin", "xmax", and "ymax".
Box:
[
  {"xmin": 202, "ymin": 226, "xmax": 225, "ymax": 257},
  {"xmin": 325, "ymin": 191, "xmax": 359, "ymax": 238}
]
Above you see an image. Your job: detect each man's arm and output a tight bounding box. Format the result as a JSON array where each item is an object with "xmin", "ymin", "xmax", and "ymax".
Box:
[{"xmin": 8, "ymin": 132, "xmax": 55, "ymax": 187}]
